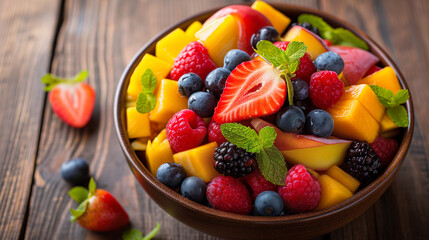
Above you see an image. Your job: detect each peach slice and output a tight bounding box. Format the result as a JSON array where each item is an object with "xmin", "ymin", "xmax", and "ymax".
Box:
[
  {"xmin": 251, "ymin": 118, "xmax": 351, "ymax": 171},
  {"xmin": 283, "ymin": 26, "xmax": 328, "ymax": 60}
]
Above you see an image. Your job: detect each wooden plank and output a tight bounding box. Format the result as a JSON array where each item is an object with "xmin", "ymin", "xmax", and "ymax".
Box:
[
  {"xmin": 320, "ymin": 0, "xmax": 429, "ymax": 239},
  {"xmin": 0, "ymin": 0, "xmax": 60, "ymax": 239}
]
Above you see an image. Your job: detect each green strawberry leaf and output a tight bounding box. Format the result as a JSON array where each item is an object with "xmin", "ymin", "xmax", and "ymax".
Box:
[
  {"xmin": 68, "ymin": 187, "xmax": 89, "ymax": 204},
  {"xmin": 256, "ymin": 145, "xmax": 287, "ymax": 186},
  {"xmin": 142, "ymin": 223, "xmax": 161, "ymax": 240},
  {"xmin": 141, "ymin": 69, "xmax": 157, "ymax": 93},
  {"xmin": 258, "ymin": 126, "xmax": 277, "ymax": 149},
  {"xmin": 284, "ymin": 74, "xmax": 294, "ymax": 106},
  {"xmin": 391, "ymin": 89, "xmax": 409, "ymax": 105},
  {"xmin": 387, "ymin": 105, "xmax": 409, "ymax": 127},
  {"xmin": 221, "ymin": 123, "xmax": 262, "ymax": 153},
  {"xmin": 255, "ymin": 40, "xmax": 289, "ymax": 70},
  {"xmin": 136, "ymin": 92, "xmax": 156, "ymax": 114},
  {"xmin": 370, "ymin": 85, "xmax": 394, "ymax": 107},
  {"xmin": 88, "ymin": 177, "xmax": 96, "ymax": 196},
  {"xmin": 122, "ymin": 223, "xmax": 161, "ymax": 240},
  {"xmin": 41, "ymin": 70, "xmax": 89, "ymax": 92},
  {"xmin": 284, "ymin": 41, "xmax": 307, "ymax": 73},
  {"xmin": 70, "ymin": 200, "xmax": 88, "ymax": 222}
]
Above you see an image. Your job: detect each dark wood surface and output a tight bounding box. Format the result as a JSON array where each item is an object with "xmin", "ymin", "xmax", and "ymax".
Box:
[{"xmin": 0, "ymin": 0, "xmax": 428, "ymax": 239}]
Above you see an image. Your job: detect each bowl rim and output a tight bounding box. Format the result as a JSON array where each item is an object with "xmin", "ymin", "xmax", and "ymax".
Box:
[{"xmin": 114, "ymin": 2, "xmax": 414, "ymax": 223}]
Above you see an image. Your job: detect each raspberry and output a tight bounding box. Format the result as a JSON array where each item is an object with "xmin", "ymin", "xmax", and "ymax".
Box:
[
  {"xmin": 274, "ymin": 41, "xmax": 316, "ymax": 83},
  {"xmin": 166, "ymin": 109, "xmax": 207, "ymax": 153},
  {"xmin": 207, "ymin": 176, "xmax": 252, "ymax": 215},
  {"xmin": 208, "ymin": 121, "xmax": 227, "ymax": 145},
  {"xmin": 371, "ymin": 136, "xmax": 398, "ymax": 168},
  {"xmin": 170, "ymin": 41, "xmax": 217, "ymax": 81},
  {"xmin": 242, "ymin": 168, "xmax": 277, "ymax": 201},
  {"xmin": 213, "ymin": 142, "xmax": 256, "ymax": 178},
  {"xmin": 309, "ymin": 71, "xmax": 344, "ymax": 109},
  {"xmin": 341, "ymin": 141, "xmax": 381, "ymax": 182},
  {"xmin": 278, "ymin": 164, "xmax": 321, "ymax": 212}
]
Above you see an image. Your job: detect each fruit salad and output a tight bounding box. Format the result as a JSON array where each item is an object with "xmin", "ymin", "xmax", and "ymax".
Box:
[{"xmin": 125, "ymin": 1, "xmax": 409, "ymax": 216}]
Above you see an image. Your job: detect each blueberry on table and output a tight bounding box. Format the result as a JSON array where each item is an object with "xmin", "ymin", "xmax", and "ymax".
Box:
[
  {"xmin": 178, "ymin": 73, "xmax": 203, "ymax": 97},
  {"xmin": 61, "ymin": 158, "xmax": 90, "ymax": 185},
  {"xmin": 276, "ymin": 105, "xmax": 306, "ymax": 134},
  {"xmin": 180, "ymin": 176, "xmax": 207, "ymax": 204},
  {"xmin": 292, "ymin": 79, "xmax": 309, "ymax": 100},
  {"xmin": 250, "ymin": 26, "xmax": 280, "ymax": 49},
  {"xmin": 157, "ymin": 163, "xmax": 186, "ymax": 189},
  {"xmin": 188, "ymin": 91, "xmax": 218, "ymax": 118},
  {"xmin": 313, "ymin": 51, "xmax": 345, "ymax": 75},
  {"xmin": 255, "ymin": 191, "xmax": 284, "ymax": 216},
  {"xmin": 305, "ymin": 109, "xmax": 334, "ymax": 138},
  {"xmin": 205, "ymin": 68, "xmax": 231, "ymax": 97},
  {"xmin": 223, "ymin": 49, "xmax": 251, "ymax": 71}
]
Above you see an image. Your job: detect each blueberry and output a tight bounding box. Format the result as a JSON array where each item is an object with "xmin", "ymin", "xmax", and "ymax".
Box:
[
  {"xmin": 250, "ymin": 26, "xmax": 279, "ymax": 49},
  {"xmin": 255, "ymin": 191, "xmax": 284, "ymax": 216},
  {"xmin": 292, "ymin": 79, "xmax": 309, "ymax": 100},
  {"xmin": 305, "ymin": 109, "xmax": 334, "ymax": 137},
  {"xmin": 276, "ymin": 105, "xmax": 305, "ymax": 133},
  {"xmin": 313, "ymin": 51, "xmax": 345, "ymax": 75},
  {"xmin": 156, "ymin": 163, "xmax": 186, "ymax": 189},
  {"xmin": 205, "ymin": 68, "xmax": 231, "ymax": 96},
  {"xmin": 188, "ymin": 91, "xmax": 218, "ymax": 118},
  {"xmin": 61, "ymin": 158, "xmax": 90, "ymax": 185},
  {"xmin": 178, "ymin": 73, "xmax": 203, "ymax": 97},
  {"xmin": 295, "ymin": 98, "xmax": 314, "ymax": 115},
  {"xmin": 180, "ymin": 176, "xmax": 207, "ymax": 204},
  {"xmin": 223, "ymin": 49, "xmax": 251, "ymax": 71}
]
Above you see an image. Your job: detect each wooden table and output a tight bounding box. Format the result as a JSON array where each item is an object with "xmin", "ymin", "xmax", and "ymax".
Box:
[{"xmin": 1, "ymin": 0, "xmax": 428, "ymax": 239}]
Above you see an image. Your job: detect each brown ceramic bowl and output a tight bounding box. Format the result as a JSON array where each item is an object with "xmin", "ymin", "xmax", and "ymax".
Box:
[{"xmin": 114, "ymin": 3, "xmax": 414, "ymax": 240}]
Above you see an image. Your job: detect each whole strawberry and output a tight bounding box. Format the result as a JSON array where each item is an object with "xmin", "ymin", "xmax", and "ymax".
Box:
[
  {"xmin": 170, "ymin": 41, "xmax": 217, "ymax": 81},
  {"xmin": 42, "ymin": 71, "xmax": 95, "ymax": 128},
  {"xmin": 69, "ymin": 178, "xmax": 129, "ymax": 231}
]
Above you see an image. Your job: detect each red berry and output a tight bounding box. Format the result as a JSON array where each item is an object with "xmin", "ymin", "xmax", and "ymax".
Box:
[
  {"xmin": 274, "ymin": 41, "xmax": 316, "ymax": 83},
  {"xmin": 170, "ymin": 41, "xmax": 217, "ymax": 81},
  {"xmin": 207, "ymin": 176, "xmax": 252, "ymax": 214},
  {"xmin": 166, "ymin": 109, "xmax": 207, "ymax": 153},
  {"xmin": 309, "ymin": 71, "xmax": 344, "ymax": 109},
  {"xmin": 278, "ymin": 164, "xmax": 321, "ymax": 212},
  {"xmin": 242, "ymin": 168, "xmax": 277, "ymax": 200},
  {"xmin": 364, "ymin": 65, "xmax": 382, "ymax": 77},
  {"xmin": 371, "ymin": 136, "xmax": 398, "ymax": 168},
  {"xmin": 323, "ymin": 39, "xmax": 333, "ymax": 46},
  {"xmin": 208, "ymin": 121, "xmax": 227, "ymax": 145}
]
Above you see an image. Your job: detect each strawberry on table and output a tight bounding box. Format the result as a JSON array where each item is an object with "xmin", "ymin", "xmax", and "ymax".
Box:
[
  {"xmin": 41, "ymin": 70, "xmax": 95, "ymax": 128},
  {"xmin": 68, "ymin": 178, "xmax": 129, "ymax": 232}
]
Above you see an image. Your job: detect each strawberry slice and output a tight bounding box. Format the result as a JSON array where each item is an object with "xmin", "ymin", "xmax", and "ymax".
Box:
[
  {"xmin": 213, "ymin": 60, "xmax": 286, "ymax": 123},
  {"xmin": 42, "ymin": 71, "xmax": 95, "ymax": 128}
]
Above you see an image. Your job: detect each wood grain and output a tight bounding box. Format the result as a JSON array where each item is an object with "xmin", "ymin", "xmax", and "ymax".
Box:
[{"xmin": 0, "ymin": 0, "xmax": 60, "ymax": 239}]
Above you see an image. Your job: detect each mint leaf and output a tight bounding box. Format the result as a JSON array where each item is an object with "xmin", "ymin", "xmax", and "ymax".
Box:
[
  {"xmin": 285, "ymin": 41, "xmax": 307, "ymax": 73},
  {"xmin": 41, "ymin": 70, "xmax": 89, "ymax": 92},
  {"xmin": 370, "ymin": 85, "xmax": 394, "ymax": 107},
  {"xmin": 387, "ymin": 105, "xmax": 409, "ymax": 127},
  {"xmin": 221, "ymin": 123, "xmax": 261, "ymax": 153},
  {"xmin": 391, "ymin": 89, "xmax": 409, "ymax": 105},
  {"xmin": 68, "ymin": 187, "xmax": 89, "ymax": 204},
  {"xmin": 123, "ymin": 229, "xmax": 143, "ymax": 240},
  {"xmin": 88, "ymin": 177, "xmax": 96, "ymax": 196},
  {"xmin": 259, "ymin": 127, "xmax": 277, "ymax": 149},
  {"xmin": 136, "ymin": 68, "xmax": 157, "ymax": 113},
  {"xmin": 256, "ymin": 146, "xmax": 287, "ymax": 186},
  {"xmin": 333, "ymin": 28, "xmax": 369, "ymax": 51},
  {"xmin": 142, "ymin": 223, "xmax": 161, "ymax": 240},
  {"xmin": 70, "ymin": 200, "xmax": 88, "ymax": 222},
  {"xmin": 255, "ymin": 40, "xmax": 289, "ymax": 70},
  {"xmin": 141, "ymin": 69, "xmax": 157, "ymax": 93}
]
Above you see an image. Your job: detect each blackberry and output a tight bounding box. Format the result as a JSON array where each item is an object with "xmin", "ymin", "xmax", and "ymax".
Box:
[
  {"xmin": 341, "ymin": 141, "xmax": 382, "ymax": 182},
  {"xmin": 291, "ymin": 22, "xmax": 320, "ymax": 36},
  {"xmin": 213, "ymin": 142, "xmax": 256, "ymax": 178}
]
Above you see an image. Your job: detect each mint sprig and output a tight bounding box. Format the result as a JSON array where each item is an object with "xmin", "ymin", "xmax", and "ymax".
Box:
[
  {"xmin": 136, "ymin": 69, "xmax": 157, "ymax": 113},
  {"xmin": 69, "ymin": 178, "xmax": 96, "ymax": 222},
  {"xmin": 41, "ymin": 70, "xmax": 89, "ymax": 92},
  {"xmin": 298, "ymin": 14, "xmax": 369, "ymax": 50},
  {"xmin": 221, "ymin": 123, "xmax": 287, "ymax": 185},
  {"xmin": 122, "ymin": 223, "xmax": 161, "ymax": 240},
  {"xmin": 255, "ymin": 40, "xmax": 307, "ymax": 105},
  {"xmin": 370, "ymin": 85, "xmax": 410, "ymax": 127}
]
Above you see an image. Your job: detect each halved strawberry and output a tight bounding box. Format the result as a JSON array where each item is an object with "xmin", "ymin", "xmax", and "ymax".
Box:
[
  {"xmin": 42, "ymin": 71, "xmax": 96, "ymax": 128},
  {"xmin": 212, "ymin": 60, "xmax": 286, "ymax": 123}
]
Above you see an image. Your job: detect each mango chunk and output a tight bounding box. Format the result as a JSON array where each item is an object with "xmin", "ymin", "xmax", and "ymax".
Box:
[
  {"xmin": 358, "ymin": 67, "xmax": 402, "ymax": 94},
  {"xmin": 156, "ymin": 28, "xmax": 194, "ymax": 64},
  {"xmin": 131, "ymin": 137, "xmax": 149, "ymax": 151},
  {"xmin": 196, "ymin": 15, "xmax": 239, "ymax": 66},
  {"xmin": 145, "ymin": 129, "xmax": 174, "ymax": 175},
  {"xmin": 380, "ymin": 111, "xmax": 400, "ymax": 137},
  {"xmin": 185, "ymin": 21, "xmax": 202, "ymax": 40},
  {"xmin": 127, "ymin": 53, "xmax": 172, "ymax": 100},
  {"xmin": 315, "ymin": 175, "xmax": 353, "ymax": 210},
  {"xmin": 251, "ymin": 0, "xmax": 291, "ymax": 34},
  {"xmin": 326, "ymin": 165, "xmax": 360, "ymax": 193},
  {"xmin": 149, "ymin": 79, "xmax": 189, "ymax": 124},
  {"xmin": 328, "ymin": 100, "xmax": 380, "ymax": 143},
  {"xmin": 173, "ymin": 142, "xmax": 220, "ymax": 182},
  {"xmin": 127, "ymin": 107, "xmax": 151, "ymax": 139}
]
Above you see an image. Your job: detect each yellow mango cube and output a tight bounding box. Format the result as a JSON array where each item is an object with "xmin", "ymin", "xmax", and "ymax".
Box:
[
  {"xmin": 127, "ymin": 54, "xmax": 172, "ymax": 100},
  {"xmin": 326, "ymin": 165, "xmax": 360, "ymax": 193},
  {"xmin": 131, "ymin": 137, "xmax": 149, "ymax": 151},
  {"xmin": 380, "ymin": 111, "xmax": 400, "ymax": 137},
  {"xmin": 127, "ymin": 107, "xmax": 151, "ymax": 139},
  {"xmin": 156, "ymin": 28, "xmax": 194, "ymax": 64},
  {"xmin": 145, "ymin": 129, "xmax": 174, "ymax": 175},
  {"xmin": 185, "ymin": 21, "xmax": 202, "ymax": 40},
  {"xmin": 173, "ymin": 142, "xmax": 221, "ymax": 182},
  {"xmin": 358, "ymin": 67, "xmax": 402, "ymax": 94},
  {"xmin": 328, "ymin": 100, "xmax": 380, "ymax": 143},
  {"xmin": 196, "ymin": 15, "xmax": 239, "ymax": 66},
  {"xmin": 315, "ymin": 175, "xmax": 353, "ymax": 210},
  {"xmin": 251, "ymin": 0, "xmax": 291, "ymax": 34}
]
